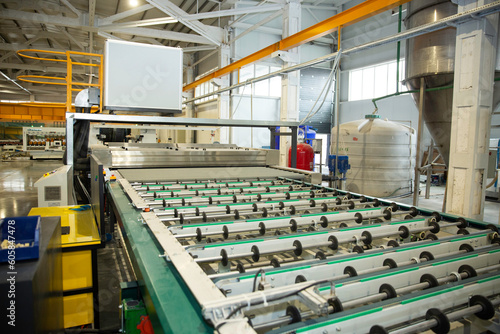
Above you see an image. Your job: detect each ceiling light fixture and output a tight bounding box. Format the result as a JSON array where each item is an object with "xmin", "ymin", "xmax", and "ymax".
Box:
[{"xmin": 129, "ymin": 0, "xmax": 139, "ymax": 7}]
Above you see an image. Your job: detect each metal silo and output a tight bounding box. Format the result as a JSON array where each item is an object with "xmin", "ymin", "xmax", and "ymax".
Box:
[{"xmin": 405, "ymin": 0, "xmax": 458, "ymax": 166}]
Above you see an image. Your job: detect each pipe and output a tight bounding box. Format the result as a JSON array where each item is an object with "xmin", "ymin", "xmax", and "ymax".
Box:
[
  {"xmin": 335, "ymin": 28, "xmax": 341, "ymax": 189},
  {"xmin": 487, "ymin": 172, "xmax": 498, "ymax": 189},
  {"xmin": 372, "ymin": 84, "xmax": 455, "ymax": 110},
  {"xmin": 0, "ymin": 71, "xmax": 31, "ymax": 95},
  {"xmin": 413, "ymin": 77, "xmax": 425, "ymax": 206},
  {"xmin": 373, "ymin": 78, "xmax": 500, "ymax": 110},
  {"xmin": 425, "ymin": 140, "xmax": 434, "ymax": 199},
  {"xmin": 396, "ymin": 5, "xmax": 402, "ymax": 94}
]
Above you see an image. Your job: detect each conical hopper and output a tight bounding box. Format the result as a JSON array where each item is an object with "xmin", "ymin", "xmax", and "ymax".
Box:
[
  {"xmin": 405, "ymin": 74, "xmax": 454, "ymax": 166},
  {"xmin": 405, "ymin": 0, "xmax": 457, "ymax": 166}
]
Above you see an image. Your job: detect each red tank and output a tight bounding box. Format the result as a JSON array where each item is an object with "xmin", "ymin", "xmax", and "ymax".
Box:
[{"xmin": 288, "ymin": 143, "xmax": 315, "ymax": 171}]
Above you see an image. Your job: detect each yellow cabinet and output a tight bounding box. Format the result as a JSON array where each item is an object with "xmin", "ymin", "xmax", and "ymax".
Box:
[{"xmin": 30, "ymin": 205, "xmax": 101, "ymax": 328}]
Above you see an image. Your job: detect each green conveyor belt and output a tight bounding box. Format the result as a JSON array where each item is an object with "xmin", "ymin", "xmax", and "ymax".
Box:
[{"xmin": 107, "ymin": 182, "xmax": 212, "ymax": 334}]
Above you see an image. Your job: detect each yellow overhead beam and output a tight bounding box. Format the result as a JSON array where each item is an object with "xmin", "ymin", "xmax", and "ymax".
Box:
[{"xmin": 183, "ymin": 0, "xmax": 411, "ymax": 92}]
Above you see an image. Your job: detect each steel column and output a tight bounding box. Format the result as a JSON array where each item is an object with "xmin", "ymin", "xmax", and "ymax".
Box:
[
  {"xmin": 291, "ymin": 126, "xmax": 298, "ymax": 168},
  {"xmin": 66, "ymin": 114, "xmax": 74, "ymax": 165},
  {"xmin": 219, "ymin": 45, "xmax": 231, "ymax": 145},
  {"xmin": 280, "ymin": 0, "xmax": 301, "ymax": 167},
  {"xmin": 185, "ymin": 54, "xmax": 195, "ymax": 144}
]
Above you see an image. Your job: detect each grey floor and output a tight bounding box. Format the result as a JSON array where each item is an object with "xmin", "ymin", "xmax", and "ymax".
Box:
[
  {"xmin": 0, "ymin": 159, "xmax": 62, "ymax": 218},
  {"xmin": 397, "ymin": 181, "xmax": 500, "ymax": 225}
]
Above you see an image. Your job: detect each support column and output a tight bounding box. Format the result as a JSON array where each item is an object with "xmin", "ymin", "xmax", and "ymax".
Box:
[
  {"xmin": 446, "ymin": 0, "xmax": 498, "ymax": 220},
  {"xmin": 185, "ymin": 54, "xmax": 195, "ymax": 144},
  {"xmin": 279, "ymin": 0, "xmax": 301, "ymax": 166},
  {"xmin": 219, "ymin": 44, "xmax": 231, "ymax": 144}
]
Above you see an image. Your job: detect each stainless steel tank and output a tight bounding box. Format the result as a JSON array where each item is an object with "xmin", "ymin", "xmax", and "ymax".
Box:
[{"xmin": 405, "ymin": 0, "xmax": 458, "ymax": 166}]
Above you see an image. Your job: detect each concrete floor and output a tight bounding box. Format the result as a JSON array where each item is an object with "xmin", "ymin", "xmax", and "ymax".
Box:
[
  {"xmin": 397, "ymin": 181, "xmax": 500, "ymax": 225},
  {"xmin": 0, "ymin": 159, "xmax": 62, "ymax": 218}
]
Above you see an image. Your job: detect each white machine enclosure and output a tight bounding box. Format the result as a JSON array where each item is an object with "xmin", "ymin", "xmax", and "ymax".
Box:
[
  {"xmin": 35, "ymin": 165, "xmax": 75, "ymax": 207},
  {"xmin": 104, "ymin": 40, "xmax": 183, "ymax": 113}
]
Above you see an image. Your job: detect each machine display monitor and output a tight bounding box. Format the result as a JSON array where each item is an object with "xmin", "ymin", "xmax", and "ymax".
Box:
[{"xmin": 104, "ymin": 40, "xmax": 183, "ymax": 114}]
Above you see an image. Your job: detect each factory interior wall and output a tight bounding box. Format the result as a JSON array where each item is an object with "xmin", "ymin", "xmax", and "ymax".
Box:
[
  {"xmin": 196, "ymin": 49, "xmax": 219, "ymax": 75},
  {"xmin": 299, "ymin": 67, "xmax": 334, "ymax": 134}
]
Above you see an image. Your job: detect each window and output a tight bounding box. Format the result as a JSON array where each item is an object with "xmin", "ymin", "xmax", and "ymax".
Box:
[
  {"xmin": 194, "ymin": 69, "xmax": 218, "ymax": 105},
  {"xmin": 348, "ymin": 59, "xmax": 407, "ymax": 101},
  {"xmin": 237, "ymin": 64, "xmax": 281, "ymax": 97}
]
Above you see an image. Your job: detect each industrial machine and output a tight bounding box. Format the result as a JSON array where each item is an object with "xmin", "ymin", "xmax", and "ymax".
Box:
[
  {"xmin": 92, "ymin": 137, "xmax": 500, "ymax": 333},
  {"xmin": 34, "ymin": 165, "xmax": 75, "ymax": 207},
  {"xmin": 89, "ymin": 124, "xmax": 156, "ymax": 146},
  {"xmin": 22, "ymin": 126, "xmax": 66, "ymax": 160}
]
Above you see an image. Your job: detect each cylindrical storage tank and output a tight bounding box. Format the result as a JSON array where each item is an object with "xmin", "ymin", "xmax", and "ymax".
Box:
[
  {"xmin": 289, "ymin": 143, "xmax": 315, "ymax": 171},
  {"xmin": 331, "ymin": 116, "xmax": 416, "ymax": 197},
  {"xmin": 405, "ymin": 0, "xmax": 457, "ymax": 166}
]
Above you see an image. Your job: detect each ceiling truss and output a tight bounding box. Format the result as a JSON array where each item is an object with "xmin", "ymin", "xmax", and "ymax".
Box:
[{"xmin": 0, "ymin": 0, "xmax": 341, "ymax": 102}]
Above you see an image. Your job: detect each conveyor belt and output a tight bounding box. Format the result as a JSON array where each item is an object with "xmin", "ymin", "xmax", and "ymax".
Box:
[{"xmin": 113, "ymin": 171, "xmax": 500, "ymax": 334}]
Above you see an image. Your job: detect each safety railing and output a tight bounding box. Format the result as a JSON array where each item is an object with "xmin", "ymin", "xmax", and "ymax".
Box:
[{"xmin": 16, "ymin": 49, "xmax": 103, "ymax": 113}]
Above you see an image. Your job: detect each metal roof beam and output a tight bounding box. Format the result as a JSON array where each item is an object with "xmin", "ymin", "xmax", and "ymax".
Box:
[
  {"xmin": 99, "ymin": 16, "xmax": 178, "ymax": 29},
  {"xmin": 230, "ymin": 10, "xmax": 282, "ymax": 44},
  {"xmin": 96, "ymin": 32, "xmax": 124, "ymax": 41},
  {"xmin": 146, "ymin": 0, "xmax": 224, "ymax": 45},
  {"xmin": 102, "ymin": 26, "xmax": 214, "ymax": 45},
  {"xmin": 182, "ymin": 45, "xmax": 218, "ymax": 53},
  {"xmin": 0, "ymin": 8, "xmax": 214, "ymax": 45},
  {"xmin": 0, "ymin": 9, "xmax": 88, "ymax": 30},
  {"xmin": 60, "ymin": 0, "xmax": 82, "ymax": 18},
  {"xmin": 100, "ymin": 4, "xmax": 154, "ymax": 24},
  {"xmin": 130, "ymin": 36, "xmax": 164, "ymax": 45},
  {"xmin": 0, "ymin": 44, "xmax": 75, "ymax": 53},
  {"xmin": 185, "ymin": 4, "xmax": 282, "ymax": 20}
]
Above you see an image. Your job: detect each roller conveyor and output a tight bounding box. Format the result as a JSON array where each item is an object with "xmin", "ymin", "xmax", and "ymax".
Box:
[
  {"xmin": 168, "ymin": 206, "xmax": 394, "ymax": 240},
  {"xmin": 243, "ymin": 248, "xmax": 500, "ymax": 329},
  {"xmin": 106, "ymin": 162, "xmax": 500, "ymax": 334},
  {"xmin": 213, "ymin": 237, "xmax": 499, "ymax": 290}
]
